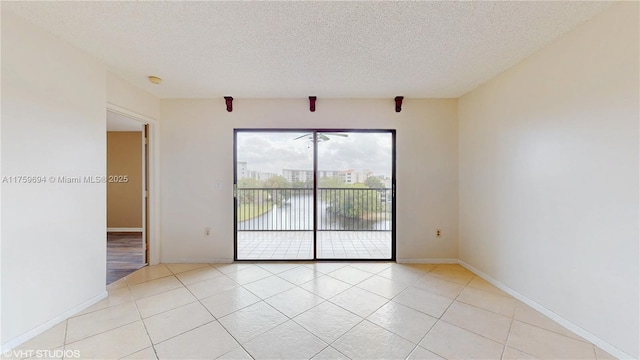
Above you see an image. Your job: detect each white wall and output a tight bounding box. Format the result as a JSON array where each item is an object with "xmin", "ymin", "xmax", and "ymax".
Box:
[
  {"xmin": 160, "ymin": 98, "xmax": 458, "ymax": 263},
  {"xmin": 458, "ymin": 3, "xmax": 639, "ymax": 358},
  {"xmin": 1, "ymin": 10, "xmax": 107, "ymax": 348},
  {"xmin": 107, "ymin": 72, "xmax": 160, "ymax": 120}
]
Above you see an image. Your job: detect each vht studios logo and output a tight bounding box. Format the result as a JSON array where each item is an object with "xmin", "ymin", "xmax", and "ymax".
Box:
[{"xmin": 4, "ymin": 349, "xmax": 80, "ymax": 359}]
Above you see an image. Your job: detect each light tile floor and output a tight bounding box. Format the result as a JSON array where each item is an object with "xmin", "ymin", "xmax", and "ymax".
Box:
[
  {"xmin": 238, "ymin": 231, "xmax": 392, "ymax": 259},
  {"xmin": 6, "ymin": 263, "xmax": 616, "ymax": 360}
]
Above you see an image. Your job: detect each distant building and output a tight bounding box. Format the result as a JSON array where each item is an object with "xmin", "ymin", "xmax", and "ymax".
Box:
[
  {"xmin": 249, "ymin": 171, "xmax": 277, "ymax": 181},
  {"xmin": 339, "ymin": 169, "xmax": 373, "ymax": 184},
  {"xmin": 283, "ymin": 169, "xmax": 313, "ymax": 183},
  {"xmin": 283, "ymin": 168, "xmax": 375, "ymax": 185},
  {"xmin": 318, "ymin": 170, "xmax": 340, "ymax": 179}
]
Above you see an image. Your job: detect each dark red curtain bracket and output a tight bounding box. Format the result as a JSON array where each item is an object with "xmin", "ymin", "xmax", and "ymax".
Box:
[
  {"xmin": 394, "ymin": 96, "xmax": 404, "ymax": 113},
  {"xmin": 309, "ymin": 96, "xmax": 317, "ymax": 112},
  {"xmin": 224, "ymin": 96, "xmax": 233, "ymax": 112}
]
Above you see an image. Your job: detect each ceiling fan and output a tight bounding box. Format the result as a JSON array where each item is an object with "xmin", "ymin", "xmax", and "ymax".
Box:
[{"xmin": 293, "ymin": 133, "xmax": 348, "ymax": 142}]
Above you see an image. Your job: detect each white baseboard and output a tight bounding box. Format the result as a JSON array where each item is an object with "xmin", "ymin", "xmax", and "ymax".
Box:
[
  {"xmin": 458, "ymin": 260, "xmax": 632, "ymax": 360},
  {"xmin": 1, "ymin": 291, "xmax": 108, "ymax": 352},
  {"xmin": 396, "ymin": 258, "xmax": 458, "ymax": 264},
  {"xmin": 160, "ymin": 258, "xmax": 233, "ymax": 264},
  {"xmin": 107, "ymin": 227, "xmax": 143, "ymax": 232}
]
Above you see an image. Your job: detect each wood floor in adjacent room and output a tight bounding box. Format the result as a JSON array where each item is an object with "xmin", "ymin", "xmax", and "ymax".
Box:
[{"xmin": 107, "ymin": 232, "xmax": 145, "ymax": 285}]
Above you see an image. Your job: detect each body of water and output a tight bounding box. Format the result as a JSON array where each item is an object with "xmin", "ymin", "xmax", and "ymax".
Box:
[{"xmin": 237, "ymin": 195, "xmax": 391, "ymax": 231}]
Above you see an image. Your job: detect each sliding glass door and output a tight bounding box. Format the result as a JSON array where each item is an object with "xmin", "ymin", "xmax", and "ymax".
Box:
[
  {"xmin": 235, "ymin": 131, "xmax": 314, "ymax": 260},
  {"xmin": 234, "ymin": 129, "xmax": 395, "ymax": 261},
  {"xmin": 316, "ymin": 131, "xmax": 394, "ymax": 259}
]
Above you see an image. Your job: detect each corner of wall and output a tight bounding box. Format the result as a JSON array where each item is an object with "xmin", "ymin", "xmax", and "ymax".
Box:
[{"xmin": 106, "ymin": 72, "xmax": 160, "ymax": 120}]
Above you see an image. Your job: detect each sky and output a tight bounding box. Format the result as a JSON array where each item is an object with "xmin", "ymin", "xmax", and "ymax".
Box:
[{"xmin": 236, "ymin": 131, "xmax": 393, "ymax": 177}]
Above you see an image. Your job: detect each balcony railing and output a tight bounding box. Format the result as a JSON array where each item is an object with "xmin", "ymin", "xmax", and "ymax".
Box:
[{"xmin": 236, "ymin": 188, "xmax": 391, "ymax": 231}]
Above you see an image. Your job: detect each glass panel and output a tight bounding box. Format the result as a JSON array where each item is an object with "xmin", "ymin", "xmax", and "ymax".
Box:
[
  {"xmin": 316, "ymin": 132, "xmax": 393, "ymax": 259},
  {"xmin": 235, "ymin": 131, "xmax": 314, "ymax": 260}
]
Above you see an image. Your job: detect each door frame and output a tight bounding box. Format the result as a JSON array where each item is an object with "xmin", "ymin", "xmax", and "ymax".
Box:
[
  {"xmin": 233, "ymin": 128, "xmax": 396, "ymax": 261},
  {"xmin": 107, "ymin": 103, "xmax": 160, "ymax": 265}
]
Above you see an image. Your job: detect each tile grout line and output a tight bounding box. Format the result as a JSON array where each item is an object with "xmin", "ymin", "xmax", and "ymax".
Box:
[
  {"xmin": 169, "ymin": 267, "xmax": 257, "ymax": 359},
  {"xmin": 322, "ymin": 266, "xmax": 434, "ymax": 358},
  {"xmin": 122, "ymin": 271, "xmax": 160, "ymax": 360},
  {"xmin": 500, "ymin": 305, "xmax": 517, "ymax": 360},
  {"xmin": 397, "ymin": 265, "xmax": 453, "ymax": 359},
  {"xmin": 61, "ymin": 320, "xmax": 69, "ymax": 360},
  {"xmin": 410, "ymin": 265, "xmax": 477, "ymax": 359}
]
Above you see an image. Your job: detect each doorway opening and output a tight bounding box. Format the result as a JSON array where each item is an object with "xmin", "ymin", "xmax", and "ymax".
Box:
[
  {"xmin": 106, "ymin": 110, "xmax": 149, "ymax": 284},
  {"xmin": 234, "ymin": 129, "xmax": 395, "ymax": 261}
]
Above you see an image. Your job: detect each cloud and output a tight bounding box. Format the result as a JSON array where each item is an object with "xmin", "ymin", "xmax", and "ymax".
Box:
[{"xmin": 237, "ymin": 131, "xmax": 392, "ymax": 177}]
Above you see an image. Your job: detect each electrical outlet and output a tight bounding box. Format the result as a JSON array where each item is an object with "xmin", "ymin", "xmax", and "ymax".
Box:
[
  {"xmin": 204, "ymin": 227, "xmax": 211, "ymax": 237},
  {"xmin": 436, "ymin": 229, "xmax": 442, "ymax": 238}
]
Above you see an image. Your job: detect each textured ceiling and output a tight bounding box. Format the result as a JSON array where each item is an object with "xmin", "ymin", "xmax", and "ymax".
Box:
[{"xmin": 4, "ymin": 1, "xmax": 612, "ymax": 99}]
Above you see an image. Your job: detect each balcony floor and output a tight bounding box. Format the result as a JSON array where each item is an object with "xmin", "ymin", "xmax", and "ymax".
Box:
[{"xmin": 237, "ymin": 231, "xmax": 392, "ymax": 260}]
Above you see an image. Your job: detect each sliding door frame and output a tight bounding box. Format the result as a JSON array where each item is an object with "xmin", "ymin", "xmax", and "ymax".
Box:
[{"xmin": 233, "ymin": 128, "xmax": 396, "ymax": 262}]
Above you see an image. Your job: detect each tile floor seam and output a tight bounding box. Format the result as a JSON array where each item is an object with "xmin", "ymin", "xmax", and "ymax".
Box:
[
  {"xmin": 138, "ymin": 298, "xmax": 200, "ymax": 320},
  {"xmin": 127, "ymin": 275, "xmax": 185, "ymax": 298},
  {"xmin": 364, "ymin": 314, "xmax": 430, "ymax": 347},
  {"xmin": 173, "ymin": 269, "xmax": 229, "ymax": 323},
  {"xmin": 309, "ymin": 345, "xmax": 332, "ymax": 360},
  {"xmin": 499, "ymin": 303, "xmax": 517, "ymax": 360},
  {"xmin": 328, "ymin": 316, "xmax": 369, "ymax": 348},
  {"xmin": 166, "ymin": 263, "xmax": 214, "ymax": 276},
  {"xmin": 209, "ymin": 309, "xmax": 258, "ymax": 359},
  {"xmin": 307, "ymin": 289, "xmax": 371, "ymax": 346},
  {"xmin": 465, "ymin": 283, "xmax": 514, "ymax": 300},
  {"xmin": 510, "ymin": 318, "xmax": 592, "ymax": 345},
  {"xmin": 239, "ymin": 280, "xmax": 292, "ymax": 300},
  {"xmin": 150, "ymin": 319, "xmax": 219, "ymax": 350},
  {"xmin": 454, "ymin": 299, "xmax": 512, "ymax": 320},
  {"xmin": 323, "ymin": 272, "xmax": 375, "ymax": 287},
  {"xmin": 423, "ymin": 318, "xmax": 503, "ymax": 360},
  {"xmin": 433, "ymin": 278, "xmax": 513, "ymax": 348},
  {"xmin": 408, "ymin": 316, "xmax": 442, "ymax": 359},
  {"xmin": 323, "ymin": 344, "xmax": 354, "ymax": 360},
  {"xmin": 63, "ymin": 317, "xmax": 141, "ymax": 348},
  {"xmin": 62, "ymin": 320, "xmax": 69, "ymax": 360},
  {"xmin": 148, "ymin": 318, "xmax": 225, "ymax": 359},
  {"xmin": 404, "ymin": 276, "xmax": 485, "ymax": 358},
  {"xmin": 591, "ymin": 344, "xmax": 599, "ymax": 359},
  {"xmin": 122, "ymin": 280, "xmax": 158, "ymax": 359},
  {"xmin": 124, "ymin": 270, "xmax": 174, "ymax": 287},
  {"xmin": 326, "ymin": 286, "xmax": 391, "ymax": 319},
  {"xmin": 218, "ymin": 300, "xmax": 291, "ymax": 344},
  {"xmin": 164, "ymin": 268, "xmax": 255, "ymax": 357},
  {"xmin": 496, "ymin": 321, "xmax": 544, "ymax": 359},
  {"xmin": 448, "ymin": 298, "xmax": 514, "ymax": 322}
]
